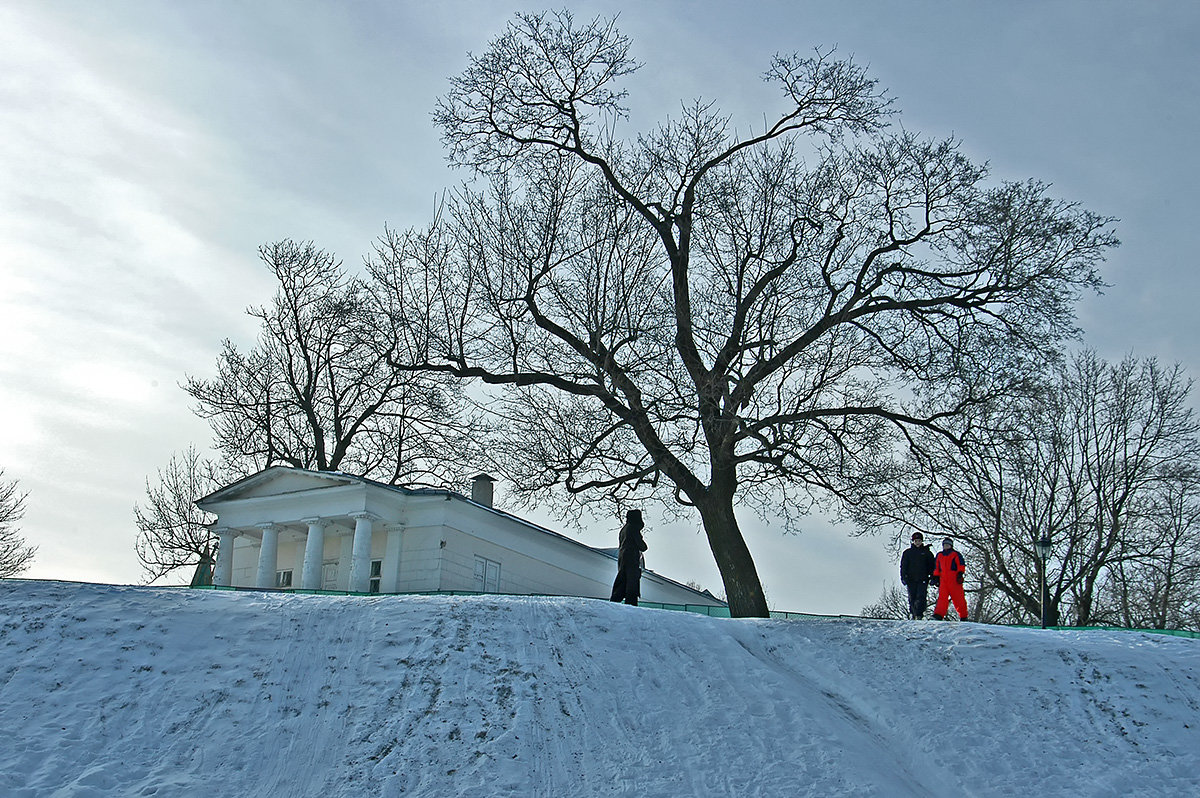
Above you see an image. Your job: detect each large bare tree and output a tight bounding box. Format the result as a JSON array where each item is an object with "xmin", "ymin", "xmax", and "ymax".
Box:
[
  {"xmin": 185, "ymin": 239, "xmax": 482, "ymax": 486},
  {"xmin": 371, "ymin": 12, "xmax": 1114, "ymax": 616},
  {"xmin": 0, "ymin": 469, "xmax": 34, "ymax": 578}
]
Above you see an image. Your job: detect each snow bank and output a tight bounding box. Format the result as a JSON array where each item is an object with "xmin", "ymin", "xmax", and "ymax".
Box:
[{"xmin": 1, "ymin": 580, "xmax": 1196, "ymax": 797}]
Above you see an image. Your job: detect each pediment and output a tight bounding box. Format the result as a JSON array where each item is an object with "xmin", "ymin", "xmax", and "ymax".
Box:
[{"xmin": 197, "ymin": 467, "xmax": 361, "ymax": 507}]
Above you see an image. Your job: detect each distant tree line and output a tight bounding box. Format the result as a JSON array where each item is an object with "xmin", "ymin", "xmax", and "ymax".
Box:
[{"xmin": 860, "ymin": 351, "xmax": 1200, "ymax": 632}]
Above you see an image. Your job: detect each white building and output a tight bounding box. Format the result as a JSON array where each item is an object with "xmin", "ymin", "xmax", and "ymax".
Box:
[{"xmin": 196, "ymin": 466, "xmax": 724, "ymax": 609}]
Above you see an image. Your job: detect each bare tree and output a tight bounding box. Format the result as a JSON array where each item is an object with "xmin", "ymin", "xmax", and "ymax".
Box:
[
  {"xmin": 371, "ymin": 12, "xmax": 1114, "ymax": 616},
  {"xmin": 857, "ymin": 352, "xmax": 1200, "ymax": 628},
  {"xmin": 0, "ymin": 469, "xmax": 35, "ymax": 578},
  {"xmin": 134, "ymin": 446, "xmax": 226, "ymax": 583},
  {"xmin": 1098, "ymin": 465, "xmax": 1200, "ymax": 631},
  {"xmin": 141, "ymin": 241, "xmax": 486, "ymax": 580},
  {"xmin": 1056, "ymin": 355, "xmax": 1200, "ymax": 625},
  {"xmin": 185, "ymin": 239, "xmax": 482, "ymax": 486},
  {"xmin": 860, "ymin": 583, "xmax": 909, "ymax": 620}
]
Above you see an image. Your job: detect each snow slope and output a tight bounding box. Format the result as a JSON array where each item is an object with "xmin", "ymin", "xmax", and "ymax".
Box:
[{"xmin": 1, "ymin": 581, "xmax": 1196, "ymax": 797}]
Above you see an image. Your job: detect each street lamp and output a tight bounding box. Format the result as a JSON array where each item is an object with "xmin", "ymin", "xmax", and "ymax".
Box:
[{"xmin": 1035, "ymin": 534, "xmax": 1053, "ymax": 629}]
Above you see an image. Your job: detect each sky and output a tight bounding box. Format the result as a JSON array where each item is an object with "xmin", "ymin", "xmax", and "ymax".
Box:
[
  {"xmin": 2, "ymin": 1, "xmax": 1199, "ymax": 614},
  {"xmin": 3, "ymin": 581, "xmax": 1198, "ymax": 795}
]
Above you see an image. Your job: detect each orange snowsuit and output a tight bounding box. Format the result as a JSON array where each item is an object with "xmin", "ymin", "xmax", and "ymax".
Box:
[{"xmin": 932, "ymin": 549, "xmax": 968, "ymax": 620}]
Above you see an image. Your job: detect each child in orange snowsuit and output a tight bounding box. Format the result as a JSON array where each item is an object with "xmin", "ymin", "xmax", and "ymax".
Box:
[{"xmin": 932, "ymin": 537, "xmax": 968, "ymax": 621}]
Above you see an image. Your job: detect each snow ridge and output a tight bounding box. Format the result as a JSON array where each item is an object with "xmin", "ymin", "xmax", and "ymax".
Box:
[{"xmin": 1, "ymin": 581, "xmax": 1196, "ymax": 797}]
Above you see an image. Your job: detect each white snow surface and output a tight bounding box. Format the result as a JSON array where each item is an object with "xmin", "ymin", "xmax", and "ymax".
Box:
[{"xmin": 1, "ymin": 581, "xmax": 1197, "ymax": 797}]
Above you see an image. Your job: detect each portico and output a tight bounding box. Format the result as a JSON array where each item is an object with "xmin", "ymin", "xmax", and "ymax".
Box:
[{"xmin": 212, "ymin": 511, "xmax": 398, "ymax": 594}]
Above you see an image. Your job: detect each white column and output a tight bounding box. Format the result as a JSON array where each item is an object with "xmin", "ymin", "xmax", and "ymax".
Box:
[
  {"xmin": 214, "ymin": 528, "xmax": 238, "ymax": 587},
  {"xmin": 301, "ymin": 518, "xmax": 327, "ymax": 591},
  {"xmin": 348, "ymin": 513, "xmax": 377, "ymax": 593},
  {"xmin": 382, "ymin": 523, "xmax": 405, "ymax": 594},
  {"xmin": 255, "ymin": 523, "xmax": 280, "ymax": 589}
]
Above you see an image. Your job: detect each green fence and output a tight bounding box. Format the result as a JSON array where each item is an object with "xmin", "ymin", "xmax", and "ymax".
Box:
[
  {"xmin": 1007, "ymin": 623, "xmax": 1200, "ymax": 639},
  {"xmin": 636, "ymin": 600, "xmax": 855, "ymax": 621}
]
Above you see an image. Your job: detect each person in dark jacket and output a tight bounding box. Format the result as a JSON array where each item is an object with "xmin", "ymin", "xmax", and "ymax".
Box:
[
  {"xmin": 899, "ymin": 532, "xmax": 936, "ymax": 619},
  {"xmin": 932, "ymin": 536, "xmax": 969, "ymax": 620},
  {"xmin": 610, "ymin": 509, "xmax": 647, "ymax": 606}
]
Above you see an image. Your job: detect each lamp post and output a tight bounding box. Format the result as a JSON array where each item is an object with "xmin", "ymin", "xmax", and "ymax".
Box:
[{"xmin": 1035, "ymin": 534, "xmax": 1053, "ymax": 629}]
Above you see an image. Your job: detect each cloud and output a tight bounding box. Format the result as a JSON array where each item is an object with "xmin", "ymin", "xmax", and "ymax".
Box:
[{"xmin": 3, "ymin": 0, "xmax": 1199, "ymax": 609}]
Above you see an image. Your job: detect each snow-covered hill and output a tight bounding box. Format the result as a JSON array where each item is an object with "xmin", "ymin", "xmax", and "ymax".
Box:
[{"xmin": 1, "ymin": 581, "xmax": 1196, "ymax": 797}]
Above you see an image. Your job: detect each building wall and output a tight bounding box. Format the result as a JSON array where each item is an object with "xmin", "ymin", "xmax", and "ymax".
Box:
[
  {"xmin": 227, "ymin": 519, "xmax": 716, "ymax": 604},
  {"xmin": 396, "ymin": 525, "xmax": 444, "ymax": 593}
]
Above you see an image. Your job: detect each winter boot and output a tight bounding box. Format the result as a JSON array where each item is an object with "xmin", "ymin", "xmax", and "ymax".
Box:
[{"xmin": 932, "ymin": 613, "xmax": 944, "ymax": 621}]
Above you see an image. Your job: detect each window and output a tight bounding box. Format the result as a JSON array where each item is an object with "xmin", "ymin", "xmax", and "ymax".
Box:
[
  {"xmin": 275, "ymin": 569, "xmax": 293, "ymax": 589},
  {"xmin": 369, "ymin": 559, "xmax": 382, "ymax": 594},
  {"xmin": 473, "ymin": 556, "xmax": 501, "ymax": 593}
]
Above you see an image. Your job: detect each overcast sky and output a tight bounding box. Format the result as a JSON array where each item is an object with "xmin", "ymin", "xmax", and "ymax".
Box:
[{"xmin": 3, "ymin": 1, "xmax": 1198, "ymax": 614}]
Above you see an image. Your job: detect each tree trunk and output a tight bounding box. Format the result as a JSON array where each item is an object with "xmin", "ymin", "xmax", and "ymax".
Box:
[
  {"xmin": 695, "ymin": 494, "xmax": 770, "ymax": 618},
  {"xmin": 1075, "ymin": 572, "xmax": 1098, "ymax": 626}
]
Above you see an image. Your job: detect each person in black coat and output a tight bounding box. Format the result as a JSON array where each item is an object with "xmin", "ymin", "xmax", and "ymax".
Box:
[
  {"xmin": 899, "ymin": 532, "xmax": 936, "ymax": 619},
  {"xmin": 610, "ymin": 509, "xmax": 647, "ymax": 606}
]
